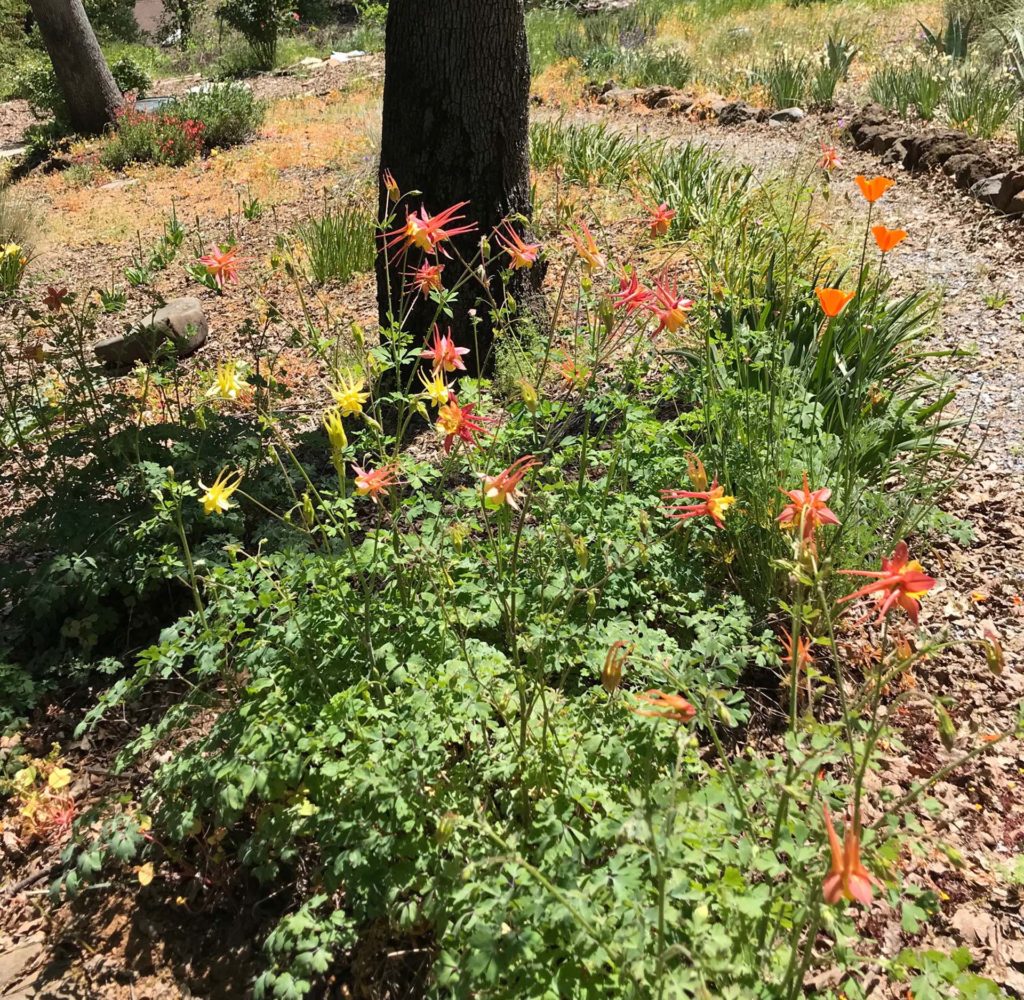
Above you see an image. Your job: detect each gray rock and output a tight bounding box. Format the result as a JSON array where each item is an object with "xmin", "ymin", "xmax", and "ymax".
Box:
[
  {"xmin": 654, "ymin": 94, "xmax": 693, "ymax": 112},
  {"xmin": 0, "ymin": 934, "xmax": 44, "ymax": 993},
  {"xmin": 717, "ymin": 100, "xmax": 759, "ymax": 126},
  {"xmin": 0, "ymin": 142, "xmax": 28, "ymax": 160},
  {"xmin": 954, "ymin": 156, "xmax": 998, "ymax": 190},
  {"xmin": 94, "ymin": 296, "xmax": 208, "ymax": 367},
  {"xmin": 880, "ymin": 139, "xmax": 909, "ymax": 166},
  {"xmin": 99, "ymin": 178, "xmax": 139, "ymax": 191},
  {"xmin": 769, "ymin": 107, "xmax": 805, "ymax": 124},
  {"xmin": 1006, "ymin": 192, "xmax": 1024, "ymax": 216},
  {"xmin": 639, "ymin": 86, "xmax": 679, "ymax": 108},
  {"xmin": 597, "ymin": 87, "xmax": 643, "ymax": 107}
]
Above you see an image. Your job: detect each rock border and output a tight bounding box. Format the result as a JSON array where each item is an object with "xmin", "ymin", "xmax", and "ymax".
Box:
[{"xmin": 847, "ymin": 105, "xmax": 1024, "ymax": 217}]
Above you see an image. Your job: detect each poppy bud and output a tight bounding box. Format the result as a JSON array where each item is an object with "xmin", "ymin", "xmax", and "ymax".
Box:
[{"xmin": 935, "ymin": 702, "xmax": 956, "ymax": 750}]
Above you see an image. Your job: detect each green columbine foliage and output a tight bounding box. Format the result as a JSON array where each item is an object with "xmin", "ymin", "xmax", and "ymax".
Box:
[{"xmin": 0, "ymin": 126, "xmax": 979, "ymax": 997}]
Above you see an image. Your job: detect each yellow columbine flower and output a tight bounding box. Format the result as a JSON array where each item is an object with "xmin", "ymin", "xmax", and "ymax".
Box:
[
  {"xmin": 208, "ymin": 361, "xmax": 244, "ymax": 400},
  {"xmin": 331, "ymin": 375, "xmax": 369, "ymax": 418},
  {"xmin": 322, "ymin": 406, "xmax": 348, "ymax": 453},
  {"xmin": 417, "ymin": 369, "xmax": 449, "ymax": 407},
  {"xmin": 2, "ymin": 243, "xmax": 22, "ymax": 257},
  {"xmin": 198, "ymin": 468, "xmax": 244, "ymax": 515}
]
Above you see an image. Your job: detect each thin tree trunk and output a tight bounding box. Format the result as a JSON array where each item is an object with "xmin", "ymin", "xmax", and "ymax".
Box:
[
  {"xmin": 377, "ymin": 0, "xmax": 534, "ymax": 378},
  {"xmin": 27, "ymin": 0, "xmax": 123, "ymax": 135}
]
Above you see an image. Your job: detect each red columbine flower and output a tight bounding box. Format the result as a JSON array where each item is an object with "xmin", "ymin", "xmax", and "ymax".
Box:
[
  {"xmin": 777, "ymin": 472, "xmax": 840, "ymax": 543},
  {"xmin": 385, "ymin": 201, "xmax": 477, "ymax": 258},
  {"xmin": 480, "ymin": 455, "xmax": 541, "ymax": 509},
  {"xmin": 660, "ymin": 478, "xmax": 736, "ymax": 529},
  {"xmin": 353, "ymin": 462, "xmax": 400, "ymax": 502},
  {"xmin": 559, "ymin": 358, "xmax": 591, "ymax": 389},
  {"xmin": 43, "ymin": 286, "xmax": 68, "ymax": 312},
  {"xmin": 648, "ymin": 276, "xmax": 694, "ymax": 334},
  {"xmin": 410, "ymin": 261, "xmax": 444, "ymax": 297},
  {"xmin": 779, "ymin": 628, "xmax": 813, "ymax": 676},
  {"xmin": 822, "ymin": 805, "xmax": 878, "ymax": 906},
  {"xmin": 612, "ymin": 271, "xmax": 653, "ymax": 314},
  {"xmin": 818, "ymin": 143, "xmax": 843, "ymax": 171},
  {"xmin": 647, "ymin": 202, "xmax": 676, "ymax": 237},
  {"xmin": 837, "ymin": 540, "xmax": 936, "ymax": 624},
  {"xmin": 495, "ymin": 223, "xmax": 541, "ymax": 270},
  {"xmin": 436, "ymin": 393, "xmax": 490, "ymax": 453},
  {"xmin": 630, "ymin": 689, "xmax": 696, "ymax": 724},
  {"xmin": 421, "ymin": 325, "xmax": 470, "ymax": 374},
  {"xmin": 199, "ymin": 244, "xmax": 242, "ymax": 290},
  {"xmin": 570, "ymin": 220, "xmax": 607, "ymax": 273}
]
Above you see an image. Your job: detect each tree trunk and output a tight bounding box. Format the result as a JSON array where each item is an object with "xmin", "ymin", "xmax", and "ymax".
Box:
[
  {"xmin": 27, "ymin": 0, "xmax": 123, "ymax": 135},
  {"xmin": 377, "ymin": 0, "xmax": 534, "ymax": 378}
]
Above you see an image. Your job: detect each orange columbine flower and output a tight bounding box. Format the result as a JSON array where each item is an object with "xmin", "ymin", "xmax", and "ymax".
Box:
[
  {"xmin": 436, "ymin": 393, "xmax": 490, "ymax": 454},
  {"xmin": 780, "ymin": 628, "xmax": 813, "ymax": 676},
  {"xmin": 570, "ymin": 220, "xmax": 607, "ymax": 273},
  {"xmin": 382, "ymin": 168, "xmax": 401, "ymax": 201},
  {"xmin": 647, "ymin": 202, "xmax": 676, "ymax": 237},
  {"xmin": 818, "ymin": 143, "xmax": 843, "ymax": 171},
  {"xmin": 612, "ymin": 271, "xmax": 653, "ymax": 314},
  {"xmin": 822, "ymin": 805, "xmax": 878, "ymax": 906},
  {"xmin": 648, "ymin": 276, "xmax": 694, "ymax": 334},
  {"xmin": 352, "ymin": 462, "xmax": 400, "ymax": 503},
  {"xmin": 495, "ymin": 223, "xmax": 541, "ymax": 270},
  {"xmin": 559, "ymin": 358, "xmax": 591, "ymax": 389},
  {"xmin": 421, "ymin": 325, "xmax": 470, "ymax": 374},
  {"xmin": 816, "ymin": 287, "xmax": 855, "ymax": 319},
  {"xmin": 855, "ymin": 175, "xmax": 895, "ymax": 204},
  {"xmin": 838, "ymin": 540, "xmax": 936, "ymax": 624},
  {"xmin": 198, "ymin": 244, "xmax": 242, "ymax": 290},
  {"xmin": 601, "ymin": 640, "xmax": 630, "ymax": 694},
  {"xmin": 409, "ymin": 261, "xmax": 444, "ymax": 297},
  {"xmin": 630, "ymin": 689, "xmax": 696, "ymax": 724},
  {"xmin": 385, "ymin": 201, "xmax": 478, "ymax": 258},
  {"xmin": 872, "ymin": 225, "xmax": 908, "ymax": 254},
  {"xmin": 480, "ymin": 454, "xmax": 541, "ymax": 509},
  {"xmin": 661, "ymin": 478, "xmax": 736, "ymax": 529},
  {"xmin": 777, "ymin": 472, "xmax": 840, "ymax": 543}
]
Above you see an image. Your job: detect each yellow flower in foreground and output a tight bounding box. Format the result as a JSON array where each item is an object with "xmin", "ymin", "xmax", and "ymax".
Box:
[
  {"xmin": 3, "ymin": 243, "xmax": 22, "ymax": 257},
  {"xmin": 199, "ymin": 468, "xmax": 244, "ymax": 515},
  {"xmin": 137, "ymin": 862, "xmax": 155, "ymax": 887},
  {"xmin": 322, "ymin": 406, "xmax": 348, "ymax": 453},
  {"xmin": 208, "ymin": 361, "xmax": 244, "ymax": 400},
  {"xmin": 331, "ymin": 375, "xmax": 369, "ymax": 417},
  {"xmin": 418, "ymin": 369, "xmax": 450, "ymax": 407}
]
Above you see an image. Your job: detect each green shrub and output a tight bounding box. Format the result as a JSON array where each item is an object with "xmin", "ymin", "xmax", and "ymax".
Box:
[
  {"xmin": 101, "ymin": 105, "xmax": 206, "ymax": 169},
  {"xmin": 296, "ymin": 197, "xmax": 375, "ymax": 284},
  {"xmin": 216, "ymin": 0, "xmax": 299, "ymax": 69},
  {"xmin": 83, "ymin": 0, "xmax": 139, "ymax": 40},
  {"xmin": 166, "ymin": 85, "xmax": 266, "ymax": 148},
  {"xmin": 15, "ymin": 53, "xmax": 151, "ymax": 124}
]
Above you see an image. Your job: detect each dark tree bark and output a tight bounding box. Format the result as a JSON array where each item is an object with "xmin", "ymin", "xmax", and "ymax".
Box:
[
  {"xmin": 27, "ymin": 0, "xmax": 123, "ymax": 135},
  {"xmin": 377, "ymin": 0, "xmax": 534, "ymax": 378}
]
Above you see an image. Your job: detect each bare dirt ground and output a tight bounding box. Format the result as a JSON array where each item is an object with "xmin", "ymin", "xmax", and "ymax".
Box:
[{"xmin": 1, "ymin": 72, "xmax": 1022, "ymax": 997}]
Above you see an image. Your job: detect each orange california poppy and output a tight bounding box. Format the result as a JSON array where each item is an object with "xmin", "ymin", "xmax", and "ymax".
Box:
[
  {"xmin": 872, "ymin": 225, "xmax": 908, "ymax": 254},
  {"xmin": 815, "ymin": 288, "xmax": 855, "ymax": 318},
  {"xmin": 855, "ymin": 175, "xmax": 895, "ymax": 203}
]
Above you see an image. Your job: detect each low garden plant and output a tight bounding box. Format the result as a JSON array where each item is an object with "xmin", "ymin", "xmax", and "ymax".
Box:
[{"xmin": 0, "ymin": 125, "xmax": 1014, "ymax": 997}]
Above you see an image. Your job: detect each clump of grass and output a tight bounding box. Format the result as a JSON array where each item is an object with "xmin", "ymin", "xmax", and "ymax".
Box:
[
  {"xmin": 944, "ymin": 64, "xmax": 1019, "ymax": 137},
  {"xmin": 639, "ymin": 142, "xmax": 753, "ymax": 234},
  {"xmin": 0, "ymin": 187, "xmax": 38, "ymax": 252},
  {"xmin": 754, "ymin": 53, "xmax": 811, "ymax": 108},
  {"xmin": 530, "ymin": 120, "xmax": 655, "ymax": 187},
  {"xmin": 296, "ymin": 196, "xmax": 376, "ymax": 285},
  {"xmin": 582, "ymin": 47, "xmax": 694, "ymax": 88},
  {"xmin": 868, "ymin": 61, "xmax": 947, "ymax": 120}
]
